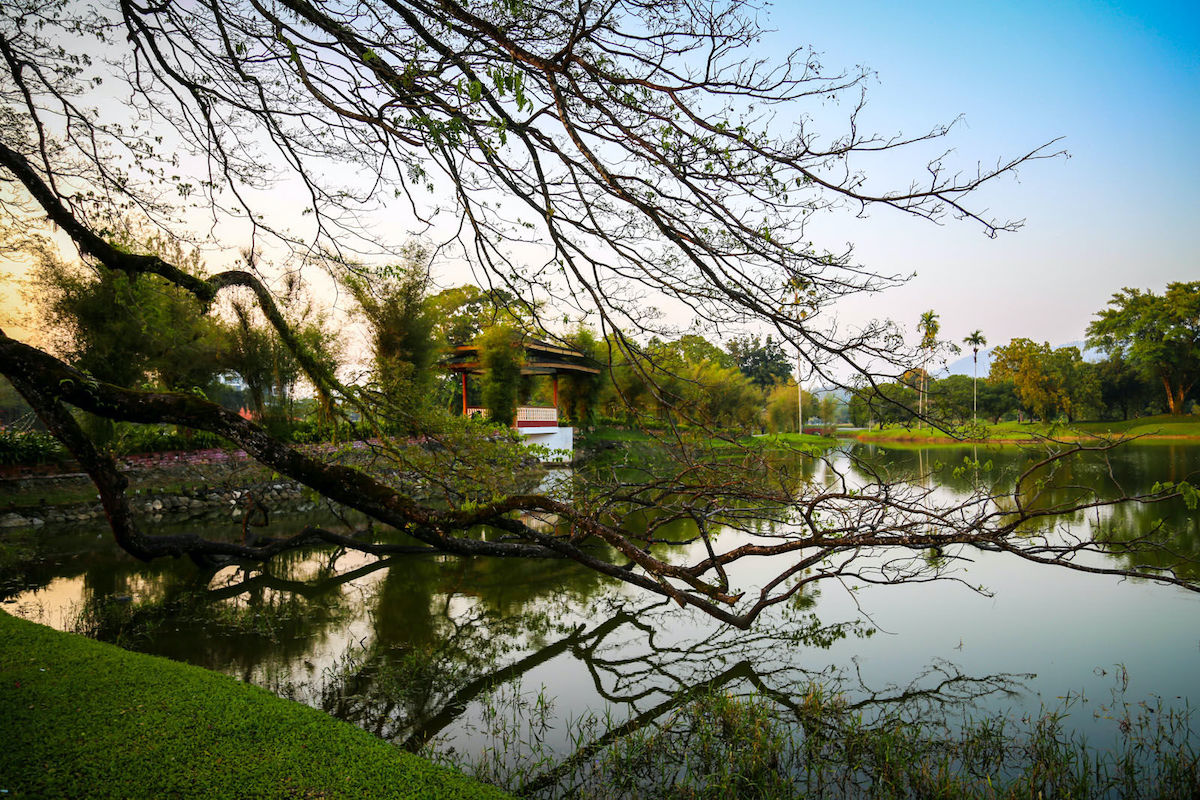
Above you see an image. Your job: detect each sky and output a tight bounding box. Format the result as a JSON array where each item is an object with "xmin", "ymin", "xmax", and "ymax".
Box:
[
  {"xmin": 2, "ymin": 0, "xmax": 1197, "ymax": 359},
  {"xmin": 753, "ymin": 0, "xmax": 1199, "ymax": 350}
]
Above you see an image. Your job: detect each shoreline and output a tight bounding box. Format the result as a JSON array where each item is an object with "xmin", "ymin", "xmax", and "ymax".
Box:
[{"xmin": 847, "ymin": 431, "xmax": 1200, "ymax": 446}]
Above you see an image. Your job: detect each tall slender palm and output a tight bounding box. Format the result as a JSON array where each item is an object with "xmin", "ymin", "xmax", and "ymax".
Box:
[
  {"xmin": 963, "ymin": 330, "xmax": 987, "ymax": 421},
  {"xmin": 917, "ymin": 311, "xmax": 940, "ymax": 425}
]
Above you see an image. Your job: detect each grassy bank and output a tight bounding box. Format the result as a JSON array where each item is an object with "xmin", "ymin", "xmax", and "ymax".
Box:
[
  {"xmin": 740, "ymin": 431, "xmax": 838, "ymax": 447},
  {"xmin": 0, "ymin": 611, "xmax": 511, "ymax": 800},
  {"xmin": 580, "ymin": 427, "xmax": 836, "ymax": 450},
  {"xmin": 852, "ymin": 414, "xmax": 1200, "ymax": 445}
]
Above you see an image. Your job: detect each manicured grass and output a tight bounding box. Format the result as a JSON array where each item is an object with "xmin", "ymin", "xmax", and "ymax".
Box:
[
  {"xmin": 578, "ymin": 427, "xmax": 656, "ymax": 443},
  {"xmin": 0, "ymin": 611, "xmax": 512, "ymax": 800},
  {"xmin": 1019, "ymin": 414, "xmax": 1200, "ymax": 438},
  {"xmin": 741, "ymin": 432, "xmax": 837, "ymax": 447},
  {"xmin": 582, "ymin": 427, "xmax": 835, "ymax": 449},
  {"xmin": 853, "ymin": 415, "xmax": 1200, "ymax": 445}
]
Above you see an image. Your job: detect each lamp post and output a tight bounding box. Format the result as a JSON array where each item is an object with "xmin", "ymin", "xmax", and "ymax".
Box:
[{"xmin": 797, "ymin": 349, "xmax": 803, "ymax": 435}]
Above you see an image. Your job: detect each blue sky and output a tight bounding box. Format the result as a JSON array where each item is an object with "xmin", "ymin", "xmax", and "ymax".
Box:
[{"xmin": 752, "ymin": 0, "xmax": 1199, "ymax": 350}]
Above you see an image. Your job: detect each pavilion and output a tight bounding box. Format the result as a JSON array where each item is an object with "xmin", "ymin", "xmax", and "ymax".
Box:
[{"xmin": 442, "ymin": 339, "xmax": 601, "ymax": 460}]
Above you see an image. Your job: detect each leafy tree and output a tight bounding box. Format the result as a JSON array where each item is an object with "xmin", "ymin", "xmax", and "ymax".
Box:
[
  {"xmin": 218, "ymin": 303, "xmax": 277, "ymax": 420},
  {"xmin": 977, "ymin": 379, "xmax": 1020, "ymax": 424},
  {"xmin": 674, "ymin": 334, "xmax": 735, "ymax": 370},
  {"xmin": 1, "ymin": 0, "xmax": 1194, "ymax": 626},
  {"xmin": 682, "ymin": 361, "xmax": 762, "ymax": 430},
  {"xmin": 727, "ymin": 335, "xmax": 792, "ymax": 390},
  {"xmin": 989, "ymin": 339, "xmax": 1099, "ymax": 422},
  {"xmin": 1046, "ymin": 346, "xmax": 1101, "ymax": 423},
  {"xmin": 557, "ymin": 328, "xmax": 608, "ymax": 428},
  {"xmin": 642, "ymin": 334, "xmax": 730, "ymax": 373},
  {"xmin": 217, "ymin": 300, "xmax": 339, "ymax": 436},
  {"xmin": 477, "ymin": 326, "xmax": 524, "ymax": 427},
  {"xmin": 767, "ymin": 383, "xmax": 818, "ymax": 432},
  {"xmin": 32, "ymin": 243, "xmax": 221, "ymax": 392},
  {"xmin": 600, "ymin": 336, "xmax": 762, "ymax": 430},
  {"xmin": 30, "ymin": 237, "xmax": 226, "ymax": 443},
  {"xmin": 425, "ymin": 285, "xmax": 528, "ymax": 348},
  {"xmin": 817, "ymin": 393, "xmax": 840, "ymax": 426},
  {"xmin": 928, "ymin": 375, "xmax": 975, "ymax": 423},
  {"xmin": 1095, "ymin": 352, "xmax": 1158, "ymax": 421},
  {"xmin": 342, "ymin": 252, "xmax": 440, "ymax": 418},
  {"xmin": 989, "ymin": 339, "xmax": 1055, "ymax": 420},
  {"xmin": 849, "ymin": 381, "xmax": 919, "ymax": 427},
  {"xmin": 1087, "ymin": 282, "xmax": 1200, "ymax": 416}
]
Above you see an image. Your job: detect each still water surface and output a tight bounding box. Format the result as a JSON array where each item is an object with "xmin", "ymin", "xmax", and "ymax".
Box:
[{"xmin": 4, "ymin": 441, "xmax": 1199, "ymax": 773}]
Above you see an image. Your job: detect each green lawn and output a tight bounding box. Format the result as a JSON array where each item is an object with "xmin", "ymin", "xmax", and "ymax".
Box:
[
  {"xmin": 581, "ymin": 427, "xmax": 835, "ymax": 449},
  {"xmin": 0, "ymin": 611, "xmax": 511, "ymax": 800},
  {"xmin": 852, "ymin": 415, "xmax": 1200, "ymax": 444},
  {"xmin": 735, "ymin": 432, "xmax": 837, "ymax": 448},
  {"xmin": 578, "ymin": 427, "xmax": 656, "ymax": 443}
]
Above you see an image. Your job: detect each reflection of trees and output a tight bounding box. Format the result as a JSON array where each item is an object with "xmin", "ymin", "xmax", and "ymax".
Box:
[
  {"xmin": 325, "ymin": 600, "xmax": 635, "ymax": 749},
  {"xmin": 1, "ymin": 519, "xmax": 148, "ymax": 600},
  {"xmin": 291, "ymin": 589, "xmax": 1028, "ymax": 799},
  {"xmin": 70, "ymin": 544, "xmax": 360, "ymax": 675},
  {"xmin": 520, "ymin": 658, "xmax": 1032, "ymax": 799},
  {"xmin": 16, "ymin": 507, "xmax": 1051, "ymax": 799},
  {"xmin": 498, "ymin": 615, "xmax": 1027, "ymax": 798},
  {"xmin": 847, "ymin": 442, "xmax": 1200, "ymax": 591},
  {"xmin": 577, "ymin": 443, "xmax": 817, "ymax": 546},
  {"xmin": 1097, "ymin": 495, "xmax": 1200, "ymax": 581}
]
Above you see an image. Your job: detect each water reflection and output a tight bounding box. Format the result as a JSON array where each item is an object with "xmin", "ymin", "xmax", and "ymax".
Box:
[
  {"xmin": 847, "ymin": 441, "xmax": 1200, "ymax": 578},
  {"xmin": 3, "ymin": 442, "xmax": 1199, "ymax": 792}
]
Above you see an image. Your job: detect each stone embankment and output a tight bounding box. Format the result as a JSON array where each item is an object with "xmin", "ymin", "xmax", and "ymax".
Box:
[{"xmin": 1, "ymin": 476, "xmax": 316, "ymax": 530}]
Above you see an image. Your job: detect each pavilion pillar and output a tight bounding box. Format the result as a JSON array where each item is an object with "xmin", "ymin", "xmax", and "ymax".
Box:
[
  {"xmin": 552, "ymin": 374, "xmax": 559, "ymax": 410},
  {"xmin": 461, "ymin": 373, "xmax": 468, "ymax": 415}
]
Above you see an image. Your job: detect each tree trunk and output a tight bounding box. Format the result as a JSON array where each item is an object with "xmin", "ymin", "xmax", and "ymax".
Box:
[{"xmin": 1162, "ymin": 375, "xmax": 1186, "ymax": 415}]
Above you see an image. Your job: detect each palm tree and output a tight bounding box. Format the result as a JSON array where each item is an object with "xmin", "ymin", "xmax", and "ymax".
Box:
[
  {"xmin": 963, "ymin": 330, "xmax": 987, "ymax": 421},
  {"xmin": 917, "ymin": 311, "xmax": 940, "ymax": 425}
]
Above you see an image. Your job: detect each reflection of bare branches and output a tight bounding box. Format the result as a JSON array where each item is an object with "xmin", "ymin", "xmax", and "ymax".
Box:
[
  {"xmin": 399, "ymin": 608, "xmax": 644, "ymax": 752},
  {"xmin": 518, "ymin": 656, "xmax": 1031, "ymax": 798},
  {"xmin": 289, "ymin": 589, "xmax": 1028, "ymax": 794},
  {"xmin": 204, "ymin": 555, "xmax": 400, "ymax": 602},
  {"xmin": 518, "ymin": 659, "xmax": 768, "ymax": 796}
]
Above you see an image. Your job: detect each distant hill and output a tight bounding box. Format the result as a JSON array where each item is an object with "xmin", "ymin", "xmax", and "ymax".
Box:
[{"xmin": 942, "ymin": 340, "xmax": 1105, "ymax": 377}]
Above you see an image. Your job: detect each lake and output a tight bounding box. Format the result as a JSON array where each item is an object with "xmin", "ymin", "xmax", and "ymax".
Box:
[{"xmin": 3, "ymin": 440, "xmax": 1198, "ymax": 794}]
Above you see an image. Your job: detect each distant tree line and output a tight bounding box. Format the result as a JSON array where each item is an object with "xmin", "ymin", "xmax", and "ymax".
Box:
[
  {"xmin": 18, "ymin": 241, "xmax": 1191, "ymax": 444},
  {"xmin": 850, "ymin": 281, "xmax": 1199, "ymax": 426}
]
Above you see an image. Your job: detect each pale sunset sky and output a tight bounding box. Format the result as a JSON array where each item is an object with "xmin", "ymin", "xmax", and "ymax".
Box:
[{"xmin": 2, "ymin": 0, "xmax": 1196, "ymax": 354}]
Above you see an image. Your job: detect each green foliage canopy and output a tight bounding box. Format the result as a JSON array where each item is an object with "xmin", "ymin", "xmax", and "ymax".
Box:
[
  {"xmin": 343, "ymin": 255, "xmax": 440, "ymax": 420},
  {"xmin": 1087, "ymin": 282, "xmax": 1200, "ymax": 415},
  {"xmin": 727, "ymin": 335, "xmax": 792, "ymax": 391},
  {"xmin": 34, "ymin": 245, "xmax": 222, "ymax": 392},
  {"xmin": 989, "ymin": 339, "xmax": 1100, "ymax": 423}
]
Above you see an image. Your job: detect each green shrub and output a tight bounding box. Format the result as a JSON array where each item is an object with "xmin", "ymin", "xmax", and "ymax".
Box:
[
  {"xmin": 110, "ymin": 424, "xmax": 229, "ymax": 454},
  {"xmin": 0, "ymin": 428, "xmax": 66, "ymax": 465}
]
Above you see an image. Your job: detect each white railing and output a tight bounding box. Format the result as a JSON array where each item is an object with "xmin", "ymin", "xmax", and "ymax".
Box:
[
  {"xmin": 516, "ymin": 406, "xmax": 558, "ymax": 423},
  {"xmin": 466, "ymin": 406, "xmax": 558, "ymax": 425}
]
